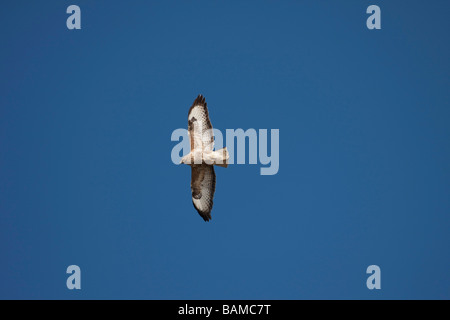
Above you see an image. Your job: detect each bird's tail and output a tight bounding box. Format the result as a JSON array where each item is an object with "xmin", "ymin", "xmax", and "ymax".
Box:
[{"xmin": 213, "ymin": 148, "xmax": 229, "ymax": 168}]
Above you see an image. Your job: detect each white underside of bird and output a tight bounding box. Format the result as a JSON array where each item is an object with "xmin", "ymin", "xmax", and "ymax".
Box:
[{"xmin": 180, "ymin": 148, "xmax": 229, "ymax": 167}]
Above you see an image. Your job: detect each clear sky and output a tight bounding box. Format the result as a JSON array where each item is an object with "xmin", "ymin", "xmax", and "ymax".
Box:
[{"xmin": 0, "ymin": 1, "xmax": 449, "ymax": 299}]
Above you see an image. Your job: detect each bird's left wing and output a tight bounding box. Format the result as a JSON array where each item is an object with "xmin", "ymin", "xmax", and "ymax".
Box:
[{"xmin": 188, "ymin": 95, "xmax": 214, "ymax": 152}]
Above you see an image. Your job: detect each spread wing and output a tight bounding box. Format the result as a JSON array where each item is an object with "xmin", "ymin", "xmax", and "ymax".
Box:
[
  {"xmin": 191, "ymin": 165, "xmax": 216, "ymax": 221},
  {"xmin": 188, "ymin": 95, "xmax": 214, "ymax": 152}
]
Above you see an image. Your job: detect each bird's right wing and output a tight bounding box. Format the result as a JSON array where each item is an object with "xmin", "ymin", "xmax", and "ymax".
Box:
[{"xmin": 191, "ymin": 164, "xmax": 216, "ymax": 221}]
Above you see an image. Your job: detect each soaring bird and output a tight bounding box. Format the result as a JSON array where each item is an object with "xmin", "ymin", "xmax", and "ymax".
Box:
[{"xmin": 180, "ymin": 95, "xmax": 229, "ymax": 221}]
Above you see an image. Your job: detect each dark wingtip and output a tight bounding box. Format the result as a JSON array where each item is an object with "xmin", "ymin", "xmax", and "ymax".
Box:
[
  {"xmin": 192, "ymin": 202, "xmax": 212, "ymax": 222},
  {"xmin": 193, "ymin": 94, "xmax": 206, "ymax": 106},
  {"xmin": 199, "ymin": 210, "xmax": 212, "ymax": 222},
  {"xmin": 201, "ymin": 214, "xmax": 211, "ymax": 222},
  {"xmin": 189, "ymin": 94, "xmax": 208, "ymax": 115}
]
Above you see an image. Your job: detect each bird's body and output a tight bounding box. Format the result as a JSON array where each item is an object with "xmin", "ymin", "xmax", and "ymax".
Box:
[
  {"xmin": 181, "ymin": 149, "xmax": 229, "ymax": 167},
  {"xmin": 180, "ymin": 95, "xmax": 229, "ymax": 221}
]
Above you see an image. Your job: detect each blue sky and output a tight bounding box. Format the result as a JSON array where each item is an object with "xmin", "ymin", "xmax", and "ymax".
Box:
[{"xmin": 0, "ymin": 1, "xmax": 449, "ymax": 299}]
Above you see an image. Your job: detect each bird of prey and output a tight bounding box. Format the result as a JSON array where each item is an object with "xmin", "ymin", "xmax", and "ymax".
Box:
[{"xmin": 180, "ymin": 95, "xmax": 229, "ymax": 221}]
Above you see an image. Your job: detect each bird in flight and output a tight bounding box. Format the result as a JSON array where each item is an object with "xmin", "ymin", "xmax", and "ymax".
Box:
[{"xmin": 180, "ymin": 95, "xmax": 229, "ymax": 221}]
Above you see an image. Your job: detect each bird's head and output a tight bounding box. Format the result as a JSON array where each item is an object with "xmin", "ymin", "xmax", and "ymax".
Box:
[{"xmin": 180, "ymin": 154, "xmax": 190, "ymax": 165}]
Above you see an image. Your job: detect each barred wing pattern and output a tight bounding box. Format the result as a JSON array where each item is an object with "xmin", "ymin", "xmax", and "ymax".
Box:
[
  {"xmin": 188, "ymin": 95, "xmax": 214, "ymax": 152},
  {"xmin": 190, "ymin": 164, "xmax": 216, "ymax": 221}
]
